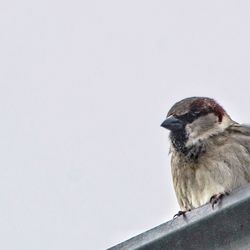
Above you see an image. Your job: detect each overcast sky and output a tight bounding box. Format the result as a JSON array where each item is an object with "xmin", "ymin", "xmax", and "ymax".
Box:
[{"xmin": 1, "ymin": 1, "xmax": 250, "ymax": 249}]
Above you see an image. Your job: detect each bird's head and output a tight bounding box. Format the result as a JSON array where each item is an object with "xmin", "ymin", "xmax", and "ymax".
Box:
[{"xmin": 161, "ymin": 97, "xmax": 234, "ymax": 154}]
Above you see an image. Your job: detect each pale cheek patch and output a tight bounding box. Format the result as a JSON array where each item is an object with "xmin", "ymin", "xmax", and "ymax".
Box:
[{"xmin": 185, "ymin": 114, "xmax": 232, "ymax": 147}]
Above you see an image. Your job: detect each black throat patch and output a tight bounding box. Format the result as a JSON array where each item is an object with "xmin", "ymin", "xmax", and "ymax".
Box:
[
  {"xmin": 170, "ymin": 130, "xmax": 206, "ymax": 161},
  {"xmin": 170, "ymin": 129, "xmax": 188, "ymax": 154}
]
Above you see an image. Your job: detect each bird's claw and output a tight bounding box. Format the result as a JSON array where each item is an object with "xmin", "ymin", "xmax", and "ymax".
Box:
[
  {"xmin": 173, "ymin": 210, "xmax": 189, "ymax": 219},
  {"xmin": 210, "ymin": 192, "xmax": 229, "ymax": 209}
]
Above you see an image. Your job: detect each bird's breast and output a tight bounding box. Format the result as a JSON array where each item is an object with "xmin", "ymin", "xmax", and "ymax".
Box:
[{"xmin": 171, "ymin": 160, "xmax": 226, "ymax": 210}]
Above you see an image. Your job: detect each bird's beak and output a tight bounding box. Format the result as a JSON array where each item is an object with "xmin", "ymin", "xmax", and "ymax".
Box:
[{"xmin": 161, "ymin": 116, "xmax": 184, "ymax": 131}]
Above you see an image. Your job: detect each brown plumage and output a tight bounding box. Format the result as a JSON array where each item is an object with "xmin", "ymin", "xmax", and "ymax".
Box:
[{"xmin": 161, "ymin": 97, "xmax": 250, "ymax": 212}]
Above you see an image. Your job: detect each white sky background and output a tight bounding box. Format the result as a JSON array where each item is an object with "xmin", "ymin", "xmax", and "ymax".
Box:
[{"xmin": 1, "ymin": 1, "xmax": 250, "ymax": 249}]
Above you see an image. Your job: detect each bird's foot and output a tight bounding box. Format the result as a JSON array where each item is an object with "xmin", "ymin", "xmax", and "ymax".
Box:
[
  {"xmin": 210, "ymin": 192, "xmax": 229, "ymax": 209},
  {"xmin": 173, "ymin": 210, "xmax": 190, "ymax": 219}
]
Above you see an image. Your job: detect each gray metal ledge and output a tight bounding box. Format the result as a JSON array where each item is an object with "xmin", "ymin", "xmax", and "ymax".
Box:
[{"xmin": 108, "ymin": 185, "xmax": 250, "ymax": 250}]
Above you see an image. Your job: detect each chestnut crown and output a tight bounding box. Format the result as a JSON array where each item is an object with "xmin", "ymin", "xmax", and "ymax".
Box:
[{"xmin": 167, "ymin": 97, "xmax": 226, "ymax": 123}]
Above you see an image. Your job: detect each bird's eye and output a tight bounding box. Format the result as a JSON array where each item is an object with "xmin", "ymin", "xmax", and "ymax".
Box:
[
  {"xmin": 177, "ymin": 110, "xmax": 201, "ymax": 123},
  {"xmin": 191, "ymin": 109, "xmax": 200, "ymax": 115}
]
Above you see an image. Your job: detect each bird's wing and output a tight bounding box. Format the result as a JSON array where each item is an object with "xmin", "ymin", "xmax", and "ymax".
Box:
[
  {"xmin": 220, "ymin": 124, "xmax": 250, "ymax": 184},
  {"xmin": 228, "ymin": 123, "xmax": 250, "ymax": 136},
  {"xmin": 227, "ymin": 123, "xmax": 250, "ymax": 170}
]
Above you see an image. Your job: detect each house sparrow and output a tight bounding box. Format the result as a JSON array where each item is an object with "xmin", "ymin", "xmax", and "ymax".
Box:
[{"xmin": 161, "ymin": 97, "xmax": 250, "ymax": 215}]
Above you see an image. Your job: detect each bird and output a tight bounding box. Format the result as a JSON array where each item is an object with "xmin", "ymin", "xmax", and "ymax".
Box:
[{"xmin": 161, "ymin": 97, "xmax": 250, "ymax": 216}]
